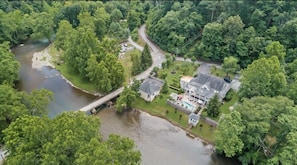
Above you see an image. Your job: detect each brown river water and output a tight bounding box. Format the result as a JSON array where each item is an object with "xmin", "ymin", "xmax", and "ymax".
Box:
[{"xmin": 12, "ymin": 39, "xmax": 239, "ymax": 165}]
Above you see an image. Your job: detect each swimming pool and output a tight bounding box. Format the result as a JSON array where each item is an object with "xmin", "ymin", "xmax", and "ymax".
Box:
[{"xmin": 182, "ymin": 101, "xmax": 195, "ymax": 111}]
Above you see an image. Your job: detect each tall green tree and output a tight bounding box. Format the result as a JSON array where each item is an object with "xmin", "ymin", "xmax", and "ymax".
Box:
[
  {"xmin": 63, "ymin": 26, "xmax": 99, "ymax": 78},
  {"xmin": 206, "ymin": 94, "xmax": 220, "ymax": 117},
  {"xmin": 3, "ymin": 112, "xmax": 141, "ymax": 164},
  {"xmin": 93, "ymin": 7, "xmax": 110, "ymax": 40},
  {"xmin": 222, "ymin": 56, "xmax": 239, "ymax": 77},
  {"xmin": 21, "ymin": 89, "xmax": 53, "ymax": 117},
  {"xmin": 216, "ymin": 96, "xmax": 297, "ymax": 164},
  {"xmin": 131, "ymin": 51, "xmax": 142, "ymax": 76},
  {"xmin": 54, "ymin": 20, "xmax": 75, "ymax": 51},
  {"xmin": 161, "ymin": 80, "xmax": 169, "ymax": 94},
  {"xmin": 215, "ymin": 111, "xmax": 244, "ymax": 157},
  {"xmin": 127, "ymin": 10, "xmax": 141, "ymax": 31},
  {"xmin": 239, "ymin": 56, "xmax": 286, "ymax": 99},
  {"xmin": 0, "ymin": 85, "xmax": 52, "ymax": 143},
  {"xmin": 200, "ymin": 22, "xmax": 224, "ymax": 61},
  {"xmin": 140, "ymin": 44, "xmax": 152, "ymax": 70},
  {"xmin": 0, "ymin": 42, "xmax": 20, "ymax": 85},
  {"xmin": 263, "ymin": 41, "xmax": 286, "ymax": 64},
  {"xmin": 116, "ymin": 86, "xmax": 137, "ymax": 113},
  {"xmin": 31, "ymin": 11, "xmax": 55, "ymax": 42}
]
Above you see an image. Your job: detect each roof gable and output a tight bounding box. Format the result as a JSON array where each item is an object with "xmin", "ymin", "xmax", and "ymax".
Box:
[
  {"xmin": 139, "ymin": 77, "xmax": 164, "ymax": 95},
  {"xmin": 190, "ymin": 73, "xmax": 225, "ymax": 91}
]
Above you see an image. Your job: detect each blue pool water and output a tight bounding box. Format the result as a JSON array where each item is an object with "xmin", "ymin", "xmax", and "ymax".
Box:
[{"xmin": 182, "ymin": 101, "xmax": 194, "ymax": 111}]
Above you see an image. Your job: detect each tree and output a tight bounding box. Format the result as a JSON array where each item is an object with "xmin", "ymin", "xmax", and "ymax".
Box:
[
  {"xmin": 3, "ymin": 112, "xmax": 141, "ymax": 164},
  {"xmin": 222, "ymin": 56, "xmax": 239, "ymax": 77},
  {"xmin": 130, "ymin": 79, "xmax": 141, "ymax": 95},
  {"xmin": 0, "ymin": 42, "xmax": 20, "ymax": 85},
  {"xmin": 140, "ymin": 44, "xmax": 152, "ymax": 70},
  {"xmin": 0, "ymin": 85, "xmax": 52, "ymax": 143},
  {"xmin": 110, "ymin": 8, "xmax": 123, "ymax": 22},
  {"xmin": 279, "ymin": 18, "xmax": 297, "ymax": 49},
  {"xmin": 77, "ymin": 11, "xmax": 95, "ymax": 29},
  {"xmin": 263, "ymin": 41, "xmax": 286, "ymax": 64},
  {"xmin": 206, "ymin": 94, "xmax": 220, "ymax": 117},
  {"xmin": 31, "ymin": 12, "xmax": 55, "ymax": 42},
  {"xmin": 116, "ymin": 86, "xmax": 137, "ymax": 113},
  {"xmin": 215, "ymin": 111, "xmax": 244, "ymax": 157},
  {"xmin": 216, "ymin": 96, "xmax": 297, "ymax": 164},
  {"xmin": 131, "ymin": 51, "xmax": 142, "ymax": 76},
  {"xmin": 239, "ymin": 56, "xmax": 286, "ymax": 99},
  {"xmin": 223, "ymin": 15, "xmax": 245, "ymax": 40},
  {"xmin": 0, "ymin": 84, "xmax": 27, "ymax": 142},
  {"xmin": 93, "ymin": 7, "xmax": 110, "ymax": 40},
  {"xmin": 63, "ymin": 26, "xmax": 99, "ymax": 78},
  {"xmin": 127, "ymin": 10, "xmax": 141, "ymax": 31},
  {"xmin": 161, "ymin": 80, "xmax": 169, "ymax": 94},
  {"xmin": 21, "ymin": 89, "xmax": 53, "ymax": 116},
  {"xmin": 54, "ymin": 20, "xmax": 75, "ymax": 51},
  {"xmin": 200, "ymin": 22, "xmax": 224, "ymax": 61}
]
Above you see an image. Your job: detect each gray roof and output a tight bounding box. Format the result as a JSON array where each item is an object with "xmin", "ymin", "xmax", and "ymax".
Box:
[
  {"xmin": 189, "ymin": 113, "xmax": 199, "ymax": 120},
  {"xmin": 139, "ymin": 77, "xmax": 164, "ymax": 95},
  {"xmin": 190, "ymin": 73, "xmax": 225, "ymax": 91},
  {"xmin": 188, "ymin": 73, "xmax": 230, "ymax": 99}
]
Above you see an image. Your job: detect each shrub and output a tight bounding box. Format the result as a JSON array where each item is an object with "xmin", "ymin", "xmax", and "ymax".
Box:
[{"xmin": 224, "ymin": 89, "xmax": 235, "ymax": 101}]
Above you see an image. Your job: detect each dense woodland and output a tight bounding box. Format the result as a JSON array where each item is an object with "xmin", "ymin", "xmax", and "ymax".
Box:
[{"xmin": 0, "ymin": 0, "xmax": 297, "ymax": 164}]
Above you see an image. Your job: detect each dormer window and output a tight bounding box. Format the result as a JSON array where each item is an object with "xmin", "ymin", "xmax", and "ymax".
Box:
[{"xmin": 201, "ymin": 85, "xmax": 209, "ymax": 91}]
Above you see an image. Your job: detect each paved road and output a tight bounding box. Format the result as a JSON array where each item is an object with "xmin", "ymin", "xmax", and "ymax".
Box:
[
  {"xmin": 80, "ymin": 25, "xmax": 166, "ymax": 112},
  {"xmin": 129, "ymin": 25, "xmax": 166, "ymax": 80}
]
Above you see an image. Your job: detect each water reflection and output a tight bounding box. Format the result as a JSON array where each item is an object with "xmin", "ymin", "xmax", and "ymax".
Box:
[
  {"xmin": 98, "ymin": 108, "xmax": 240, "ymax": 165},
  {"xmin": 12, "ymin": 40, "xmax": 97, "ymax": 118},
  {"xmin": 12, "ymin": 39, "xmax": 240, "ymax": 165}
]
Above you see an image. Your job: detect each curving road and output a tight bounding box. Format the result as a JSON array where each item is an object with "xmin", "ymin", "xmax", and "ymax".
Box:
[
  {"xmin": 128, "ymin": 25, "xmax": 166, "ymax": 80},
  {"xmin": 80, "ymin": 25, "xmax": 166, "ymax": 112}
]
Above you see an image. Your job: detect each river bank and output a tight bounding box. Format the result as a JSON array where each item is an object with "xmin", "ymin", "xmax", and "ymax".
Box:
[
  {"xmin": 12, "ymin": 37, "xmax": 241, "ymax": 165},
  {"xmin": 31, "ymin": 44, "xmax": 102, "ymax": 97},
  {"xmin": 40, "ymin": 40, "xmax": 217, "ymax": 144}
]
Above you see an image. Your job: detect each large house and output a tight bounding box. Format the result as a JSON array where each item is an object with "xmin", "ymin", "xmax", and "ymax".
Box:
[
  {"xmin": 180, "ymin": 73, "xmax": 231, "ymax": 105},
  {"xmin": 139, "ymin": 76, "xmax": 164, "ymax": 102}
]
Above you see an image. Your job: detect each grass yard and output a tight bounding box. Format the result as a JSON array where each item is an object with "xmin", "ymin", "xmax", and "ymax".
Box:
[
  {"xmin": 157, "ymin": 61, "xmax": 199, "ymax": 86},
  {"xmin": 118, "ymin": 49, "xmax": 140, "ymax": 84},
  {"xmin": 202, "ymin": 93, "xmax": 238, "ymax": 121},
  {"xmin": 132, "ymin": 93, "xmax": 215, "ymax": 143}
]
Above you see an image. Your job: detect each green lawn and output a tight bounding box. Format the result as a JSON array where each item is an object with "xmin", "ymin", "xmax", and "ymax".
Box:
[
  {"xmin": 158, "ymin": 61, "xmax": 199, "ymax": 87},
  {"xmin": 118, "ymin": 49, "xmax": 140, "ymax": 84},
  {"xmin": 202, "ymin": 93, "xmax": 238, "ymax": 121},
  {"xmin": 132, "ymin": 93, "xmax": 215, "ymax": 143},
  {"xmin": 131, "ymin": 60, "xmax": 217, "ymax": 143}
]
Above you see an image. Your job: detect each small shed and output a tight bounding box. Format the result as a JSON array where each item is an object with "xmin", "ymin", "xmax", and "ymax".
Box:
[{"xmin": 188, "ymin": 113, "xmax": 200, "ymax": 127}]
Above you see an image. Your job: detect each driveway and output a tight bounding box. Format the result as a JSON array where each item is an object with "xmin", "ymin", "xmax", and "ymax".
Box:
[
  {"xmin": 128, "ymin": 25, "xmax": 166, "ymax": 80},
  {"xmin": 197, "ymin": 63, "xmax": 211, "ymax": 75}
]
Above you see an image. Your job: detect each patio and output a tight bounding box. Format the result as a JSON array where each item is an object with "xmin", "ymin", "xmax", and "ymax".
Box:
[{"xmin": 168, "ymin": 93, "xmax": 199, "ymax": 113}]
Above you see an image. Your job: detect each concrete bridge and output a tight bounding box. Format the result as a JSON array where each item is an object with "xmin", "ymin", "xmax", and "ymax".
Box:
[
  {"xmin": 80, "ymin": 87, "xmax": 124, "ymax": 112},
  {"xmin": 79, "ymin": 25, "xmax": 165, "ymax": 113}
]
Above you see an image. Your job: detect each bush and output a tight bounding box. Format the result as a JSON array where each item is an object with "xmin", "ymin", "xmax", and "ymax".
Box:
[
  {"xmin": 224, "ymin": 89, "xmax": 235, "ymax": 101},
  {"xmin": 131, "ymin": 28, "xmax": 138, "ymax": 41}
]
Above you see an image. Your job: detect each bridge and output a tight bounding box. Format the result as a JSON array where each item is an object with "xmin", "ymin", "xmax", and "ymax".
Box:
[
  {"xmin": 80, "ymin": 87, "xmax": 124, "ymax": 112},
  {"xmin": 79, "ymin": 25, "xmax": 165, "ymax": 113}
]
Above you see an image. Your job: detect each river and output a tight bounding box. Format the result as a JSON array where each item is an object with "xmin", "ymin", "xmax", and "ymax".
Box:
[{"xmin": 12, "ymin": 39, "xmax": 239, "ymax": 165}]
